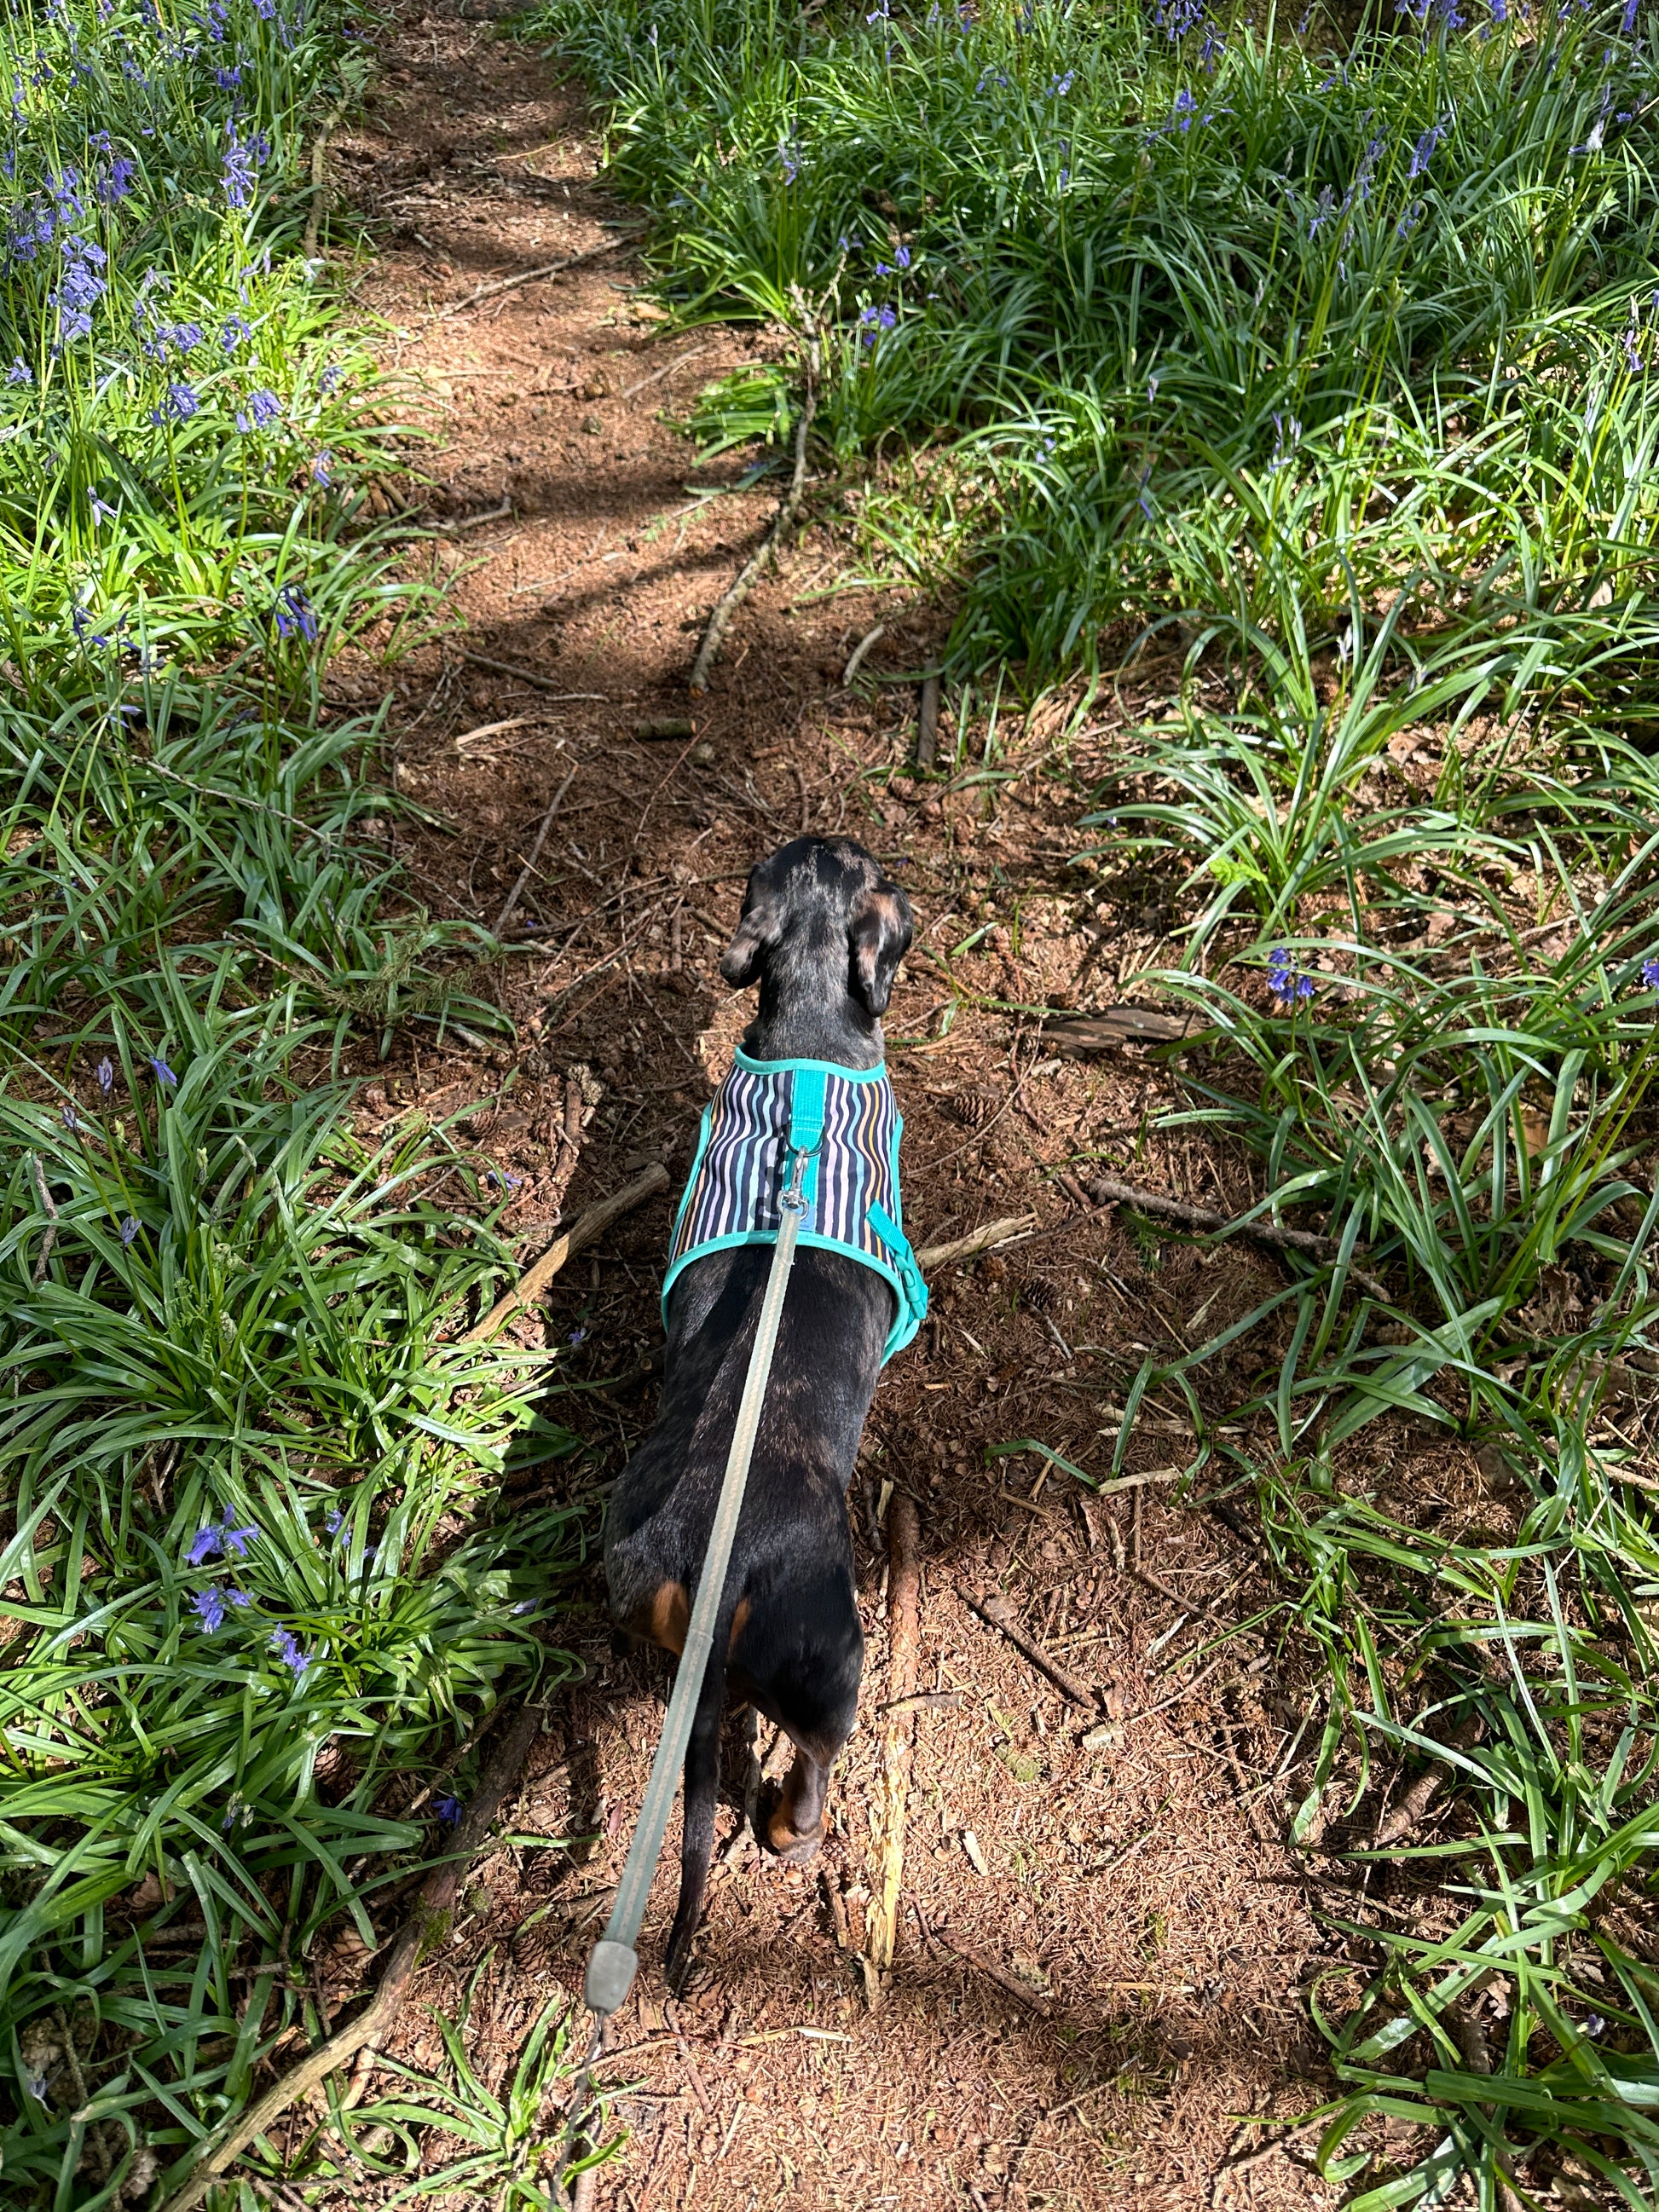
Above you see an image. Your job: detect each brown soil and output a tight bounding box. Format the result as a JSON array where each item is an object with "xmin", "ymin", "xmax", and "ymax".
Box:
[{"xmin": 313, "ymin": 11, "xmax": 1353, "ymax": 2207}]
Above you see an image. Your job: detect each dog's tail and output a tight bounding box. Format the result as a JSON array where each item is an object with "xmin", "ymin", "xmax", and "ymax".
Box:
[{"xmin": 662, "ymin": 1589, "xmax": 736, "ymax": 1990}]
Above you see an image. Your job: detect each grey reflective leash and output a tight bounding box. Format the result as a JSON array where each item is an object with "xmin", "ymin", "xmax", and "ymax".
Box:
[{"xmin": 552, "ymin": 1144, "xmax": 812, "ymax": 2198}]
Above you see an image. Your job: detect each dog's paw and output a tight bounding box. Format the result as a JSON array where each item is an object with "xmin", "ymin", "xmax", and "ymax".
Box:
[{"xmin": 762, "ymin": 1798, "xmax": 825, "ymax": 1864}]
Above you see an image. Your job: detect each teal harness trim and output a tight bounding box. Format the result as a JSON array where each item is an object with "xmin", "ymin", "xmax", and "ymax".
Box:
[{"xmin": 662, "ymin": 1050, "xmax": 928, "ymax": 1365}]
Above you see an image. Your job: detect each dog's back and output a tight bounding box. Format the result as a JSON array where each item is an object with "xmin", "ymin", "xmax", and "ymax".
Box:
[{"xmin": 604, "ymin": 838, "xmax": 915, "ymax": 1984}]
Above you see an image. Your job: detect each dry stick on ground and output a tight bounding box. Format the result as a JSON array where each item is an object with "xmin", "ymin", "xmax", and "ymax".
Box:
[
  {"xmin": 1084, "ymin": 1173, "xmax": 1392, "ymax": 1302},
  {"xmin": 913, "ymin": 1215, "xmax": 1036, "ymax": 1271},
  {"xmin": 302, "ymin": 101, "xmax": 348, "ymax": 259},
  {"xmin": 493, "ymin": 765, "xmax": 577, "ymax": 939},
  {"xmin": 1373, "ymin": 1717, "xmax": 1484, "ymax": 1848},
  {"xmin": 28, "ymin": 1155, "xmax": 58, "ymax": 1287},
  {"xmin": 959, "ymin": 1587, "xmax": 1098, "ymax": 1708},
  {"xmin": 153, "ymin": 1704, "xmax": 543, "ymax": 2212},
  {"xmin": 434, "ymin": 235, "xmax": 638, "ymax": 323},
  {"xmin": 866, "ymin": 1494, "xmax": 922, "ymax": 1992},
  {"xmin": 689, "ymin": 332, "xmax": 820, "ymax": 695},
  {"xmin": 916, "ymin": 674, "xmax": 941, "ymax": 771},
  {"xmin": 463, "ymin": 1164, "xmax": 669, "ymax": 1343},
  {"xmin": 842, "ymin": 622, "xmax": 885, "ymax": 687},
  {"xmin": 458, "ymin": 649, "xmax": 616, "ymax": 701}
]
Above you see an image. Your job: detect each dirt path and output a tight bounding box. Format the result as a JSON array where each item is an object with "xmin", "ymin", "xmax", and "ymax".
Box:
[{"xmin": 318, "ymin": 10, "xmax": 1341, "ymax": 2207}]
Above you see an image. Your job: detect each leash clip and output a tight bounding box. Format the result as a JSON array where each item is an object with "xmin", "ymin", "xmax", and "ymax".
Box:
[{"xmin": 779, "ymin": 1143, "xmax": 812, "ymax": 1219}]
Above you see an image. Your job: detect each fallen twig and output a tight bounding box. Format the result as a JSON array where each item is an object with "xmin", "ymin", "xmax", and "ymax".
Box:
[
  {"xmin": 458, "ymin": 649, "xmax": 615, "ymax": 701},
  {"xmin": 463, "ymin": 1163, "xmax": 669, "ymax": 1343},
  {"xmin": 916, "ymin": 674, "xmax": 941, "ymax": 771},
  {"xmin": 1371, "ymin": 1718, "xmax": 1484, "ymax": 1849},
  {"xmin": 435, "ymin": 236, "xmax": 638, "ymax": 322},
  {"xmin": 28, "ymin": 1155, "xmax": 58, "ymax": 1288},
  {"xmin": 493, "ymin": 765, "xmax": 577, "ymax": 939},
  {"xmin": 1084, "ymin": 1174, "xmax": 1391, "ymax": 1302},
  {"xmin": 930, "ymin": 1923, "xmax": 1050, "ymax": 2015},
  {"xmin": 153, "ymin": 1704, "xmax": 543, "ymax": 2212},
  {"xmin": 914, "ymin": 1214, "xmax": 1036, "ymax": 1271},
  {"xmin": 690, "ymin": 332, "xmax": 820, "ymax": 694},
  {"xmin": 437, "ymin": 499, "xmax": 513, "ymax": 535},
  {"xmin": 960, "ymin": 1586, "xmax": 1098, "ymax": 1708},
  {"xmin": 842, "ymin": 622, "xmax": 885, "ymax": 687},
  {"xmin": 303, "ymin": 101, "xmax": 348, "ymax": 260},
  {"xmin": 867, "ymin": 1494, "xmax": 922, "ymax": 1984}
]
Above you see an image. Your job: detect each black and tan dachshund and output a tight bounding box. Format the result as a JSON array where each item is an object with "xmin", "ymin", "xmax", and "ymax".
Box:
[{"xmin": 604, "ymin": 835, "xmax": 914, "ymax": 1986}]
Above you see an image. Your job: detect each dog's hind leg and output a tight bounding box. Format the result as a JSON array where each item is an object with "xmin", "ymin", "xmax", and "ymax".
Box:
[
  {"xmin": 764, "ymin": 1742, "xmax": 835, "ymax": 1863},
  {"xmin": 663, "ymin": 1650, "xmax": 726, "ymax": 1990}
]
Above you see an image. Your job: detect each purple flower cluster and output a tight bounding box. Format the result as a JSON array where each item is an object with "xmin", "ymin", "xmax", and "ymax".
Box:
[
  {"xmin": 235, "ymin": 387, "xmax": 281, "ymax": 432},
  {"xmin": 50, "ymin": 233, "xmax": 106, "ymax": 345},
  {"xmin": 859, "ymin": 302, "xmax": 898, "ymax": 344},
  {"xmin": 273, "ymin": 581, "xmax": 318, "ymax": 641},
  {"xmin": 1267, "ymin": 948, "xmax": 1316, "ymax": 1004},
  {"xmin": 222, "ymin": 121, "xmax": 269, "ymax": 211},
  {"xmin": 188, "ymin": 1513, "xmax": 258, "ymax": 1565},
  {"xmin": 191, "ymin": 1583, "xmax": 252, "ymax": 1632}
]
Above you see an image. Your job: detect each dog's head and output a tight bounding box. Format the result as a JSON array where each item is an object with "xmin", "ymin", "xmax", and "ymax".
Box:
[{"xmin": 720, "ymin": 838, "xmax": 913, "ymax": 1041}]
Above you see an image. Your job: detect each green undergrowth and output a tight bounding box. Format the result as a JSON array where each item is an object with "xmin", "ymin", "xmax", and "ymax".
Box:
[
  {"xmin": 1061, "ymin": 617, "xmax": 1659, "ymax": 2208},
  {"xmin": 0, "ymin": 1, "xmax": 594, "ymax": 2205},
  {"xmin": 536, "ymin": 0, "xmax": 1659, "ymax": 693}
]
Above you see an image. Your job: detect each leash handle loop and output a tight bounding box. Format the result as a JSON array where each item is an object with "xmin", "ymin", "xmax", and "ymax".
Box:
[{"xmin": 582, "ymin": 1141, "xmax": 813, "ymax": 2021}]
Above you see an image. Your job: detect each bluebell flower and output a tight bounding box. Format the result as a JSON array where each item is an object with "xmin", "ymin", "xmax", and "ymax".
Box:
[
  {"xmin": 119, "ymin": 1216, "xmax": 139, "ymax": 1245},
  {"xmin": 1171, "ymin": 88, "xmax": 1199, "ymax": 130},
  {"xmin": 222, "ymin": 122, "xmax": 263, "ymax": 210},
  {"xmin": 325, "ymin": 1507, "xmax": 345, "ymax": 1535},
  {"xmin": 215, "ymin": 63, "xmax": 241, "ymax": 88},
  {"xmin": 90, "ymin": 496, "xmax": 118, "ymax": 524},
  {"xmin": 1641, "ymin": 955, "xmax": 1659, "ymax": 988},
  {"xmin": 220, "ymin": 1520, "xmax": 257, "ymax": 1558},
  {"xmin": 320, "ymin": 362, "xmax": 344, "ymax": 395},
  {"xmin": 270, "ymin": 1626, "xmax": 311, "ymax": 1677},
  {"xmin": 221, "ymin": 313, "xmax": 251, "ymax": 352},
  {"xmin": 192, "ymin": 1585, "xmax": 228, "ymax": 1632},
  {"xmin": 97, "ymin": 1057, "xmax": 113, "ymax": 1094},
  {"xmin": 6, "ymin": 358, "xmax": 31, "ymax": 385},
  {"xmin": 1621, "ymin": 0, "xmax": 1637, "ymax": 27},
  {"xmin": 188, "ymin": 1524, "xmax": 223, "ymax": 1565},
  {"xmin": 1048, "ymin": 70, "xmax": 1074, "ymax": 95},
  {"xmin": 310, "ymin": 450, "xmax": 333, "ymax": 487},
  {"xmin": 1267, "ymin": 948, "xmax": 1316, "ymax": 1003},
  {"xmin": 149, "ymin": 1054, "xmax": 177, "ymax": 1085},
  {"xmin": 569, "ymin": 1325, "xmax": 587, "ymax": 1345},
  {"xmin": 436, "ymin": 1794, "xmax": 462, "ymax": 1825},
  {"xmin": 1407, "ymin": 118, "xmax": 1448, "ymax": 182},
  {"xmin": 274, "ymin": 582, "xmax": 319, "ymax": 642},
  {"xmin": 777, "ymin": 140, "xmax": 799, "ymax": 184},
  {"xmin": 235, "ymin": 387, "xmax": 280, "ymax": 433},
  {"xmin": 96, "ymin": 155, "xmax": 138, "ymax": 205},
  {"xmin": 62, "ymin": 1103, "xmax": 83, "ymax": 1132},
  {"xmin": 153, "ymin": 383, "xmax": 199, "ymax": 425},
  {"xmin": 894, "ymin": 245, "xmax": 910, "ymax": 269}
]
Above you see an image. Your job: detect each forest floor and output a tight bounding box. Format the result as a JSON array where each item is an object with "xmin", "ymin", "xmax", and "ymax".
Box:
[{"xmin": 301, "ymin": 7, "xmax": 1384, "ymax": 2204}]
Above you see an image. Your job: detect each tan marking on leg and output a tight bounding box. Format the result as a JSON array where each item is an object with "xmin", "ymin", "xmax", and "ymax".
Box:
[
  {"xmin": 726, "ymin": 1595, "xmax": 750, "ymax": 1655},
  {"xmin": 646, "ymin": 1580, "xmax": 691, "ymax": 1655}
]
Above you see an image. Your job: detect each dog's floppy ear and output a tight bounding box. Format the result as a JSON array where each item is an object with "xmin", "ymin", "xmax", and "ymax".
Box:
[
  {"xmin": 720, "ymin": 892, "xmax": 782, "ymax": 989},
  {"xmin": 848, "ymin": 878, "xmax": 912, "ymax": 1017}
]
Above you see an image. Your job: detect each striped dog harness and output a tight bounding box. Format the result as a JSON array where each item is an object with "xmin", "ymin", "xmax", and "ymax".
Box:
[{"xmin": 663, "ymin": 1050, "xmax": 928, "ymax": 1365}]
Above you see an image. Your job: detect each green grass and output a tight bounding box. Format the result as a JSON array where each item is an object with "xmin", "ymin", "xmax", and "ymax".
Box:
[
  {"xmin": 0, "ymin": 1, "xmax": 598, "ymax": 2203},
  {"xmin": 534, "ymin": 0, "xmax": 1659, "ymax": 687}
]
